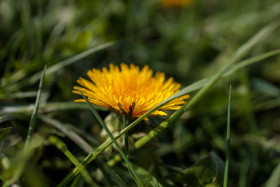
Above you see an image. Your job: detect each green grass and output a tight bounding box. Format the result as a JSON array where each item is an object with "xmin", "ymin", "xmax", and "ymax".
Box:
[{"xmin": 1, "ymin": 0, "xmax": 280, "ymax": 186}]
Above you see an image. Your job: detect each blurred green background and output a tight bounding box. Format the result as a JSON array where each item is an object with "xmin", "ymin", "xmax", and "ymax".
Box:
[{"xmin": 1, "ymin": 0, "xmax": 280, "ymax": 186}]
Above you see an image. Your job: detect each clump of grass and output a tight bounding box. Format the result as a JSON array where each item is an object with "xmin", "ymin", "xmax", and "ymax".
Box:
[{"xmin": 1, "ymin": 1, "xmax": 280, "ymax": 186}]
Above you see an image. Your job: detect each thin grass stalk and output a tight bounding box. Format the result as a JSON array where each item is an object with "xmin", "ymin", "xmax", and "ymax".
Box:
[
  {"xmin": 25, "ymin": 66, "xmax": 46, "ymax": 151},
  {"xmin": 28, "ymin": 42, "xmax": 115, "ymax": 86},
  {"xmin": 78, "ymin": 89, "xmax": 143, "ymax": 187},
  {"xmin": 223, "ymin": 86, "xmax": 231, "ymax": 187},
  {"xmin": 58, "ymin": 22, "xmax": 280, "ymax": 186},
  {"xmin": 1, "ymin": 102, "xmax": 107, "ymax": 115}
]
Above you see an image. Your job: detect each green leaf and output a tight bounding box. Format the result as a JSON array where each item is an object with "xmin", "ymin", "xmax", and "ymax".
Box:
[{"xmin": 166, "ymin": 152, "xmax": 224, "ymax": 187}]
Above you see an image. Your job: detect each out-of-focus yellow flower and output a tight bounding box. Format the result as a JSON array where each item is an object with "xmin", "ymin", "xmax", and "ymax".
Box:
[
  {"xmin": 73, "ymin": 64, "xmax": 189, "ymax": 118},
  {"xmin": 161, "ymin": 0, "xmax": 193, "ymax": 7}
]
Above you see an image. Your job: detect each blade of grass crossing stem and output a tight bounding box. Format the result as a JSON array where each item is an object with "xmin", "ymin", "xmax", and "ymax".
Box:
[
  {"xmin": 25, "ymin": 66, "xmax": 46, "ymax": 151},
  {"xmin": 108, "ymin": 48, "xmax": 280, "ymax": 166},
  {"xmin": 48, "ymin": 136, "xmax": 97, "ymax": 186},
  {"xmin": 223, "ymin": 86, "xmax": 231, "ymax": 187},
  {"xmin": 78, "ymin": 89, "xmax": 143, "ymax": 187},
  {"xmin": 58, "ymin": 22, "xmax": 280, "ymax": 185}
]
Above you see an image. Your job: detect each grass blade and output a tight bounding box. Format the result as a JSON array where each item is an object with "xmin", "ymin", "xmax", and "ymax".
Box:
[
  {"xmin": 0, "ymin": 102, "xmax": 107, "ymax": 116},
  {"xmin": 77, "ymin": 88, "xmax": 143, "ymax": 187},
  {"xmin": 223, "ymin": 86, "xmax": 231, "ymax": 187},
  {"xmin": 25, "ymin": 66, "xmax": 46, "ymax": 150},
  {"xmin": 28, "ymin": 42, "xmax": 114, "ymax": 86}
]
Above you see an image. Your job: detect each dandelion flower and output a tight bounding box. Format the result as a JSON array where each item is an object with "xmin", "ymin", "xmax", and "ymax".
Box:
[{"xmin": 73, "ymin": 64, "xmax": 189, "ymax": 118}]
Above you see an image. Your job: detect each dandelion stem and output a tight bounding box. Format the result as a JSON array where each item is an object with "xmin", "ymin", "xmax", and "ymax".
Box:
[{"xmin": 122, "ymin": 113, "xmax": 129, "ymax": 157}]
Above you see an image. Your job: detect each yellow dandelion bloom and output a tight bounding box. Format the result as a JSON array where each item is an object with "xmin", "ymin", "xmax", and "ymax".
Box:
[{"xmin": 73, "ymin": 64, "xmax": 189, "ymax": 118}]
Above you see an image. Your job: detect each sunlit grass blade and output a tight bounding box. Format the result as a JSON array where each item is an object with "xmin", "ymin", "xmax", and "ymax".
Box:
[
  {"xmin": 76, "ymin": 88, "xmax": 143, "ymax": 187},
  {"xmin": 48, "ymin": 135, "xmax": 97, "ymax": 186},
  {"xmin": 58, "ymin": 21, "xmax": 280, "ymax": 185},
  {"xmin": 223, "ymin": 86, "xmax": 231, "ymax": 187},
  {"xmin": 25, "ymin": 66, "xmax": 46, "ymax": 150}
]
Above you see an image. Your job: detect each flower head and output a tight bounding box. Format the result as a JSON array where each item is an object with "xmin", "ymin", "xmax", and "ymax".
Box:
[{"xmin": 73, "ymin": 64, "xmax": 189, "ymax": 118}]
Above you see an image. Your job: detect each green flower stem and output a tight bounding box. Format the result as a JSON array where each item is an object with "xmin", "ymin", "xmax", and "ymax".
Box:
[
  {"xmin": 122, "ymin": 113, "xmax": 129, "ymax": 157},
  {"xmin": 78, "ymin": 89, "xmax": 143, "ymax": 187}
]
